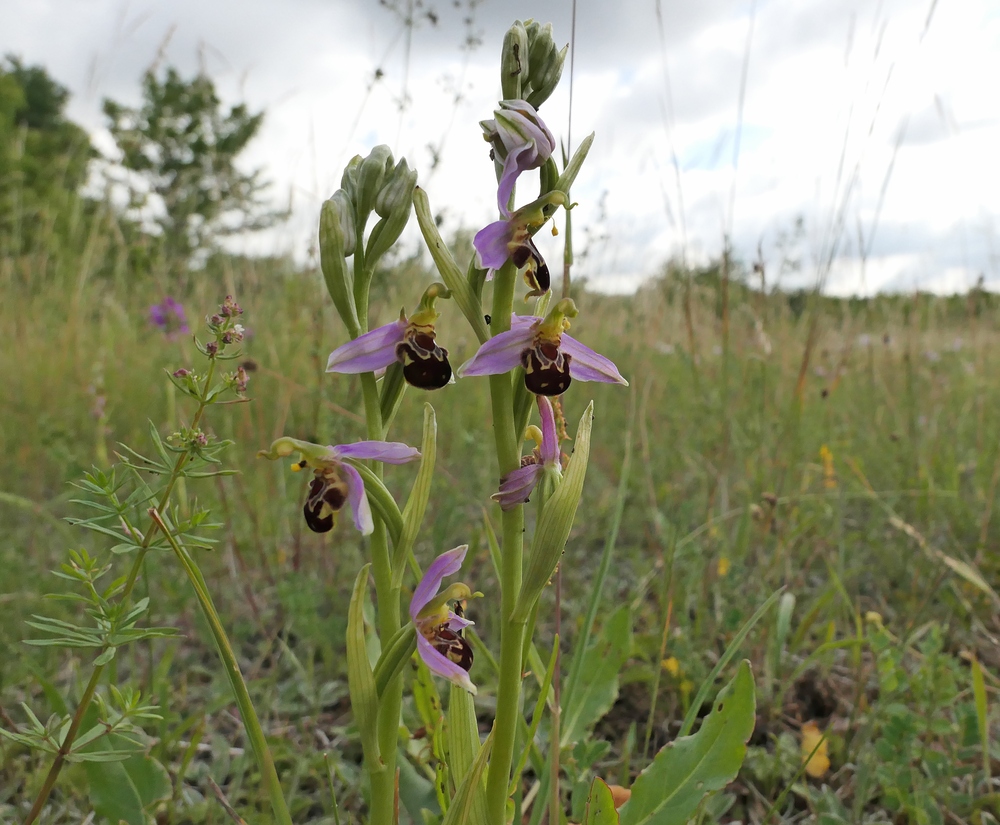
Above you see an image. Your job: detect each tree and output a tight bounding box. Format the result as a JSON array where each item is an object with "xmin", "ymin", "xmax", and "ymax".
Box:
[
  {"xmin": 103, "ymin": 66, "xmax": 282, "ymax": 265},
  {"xmin": 0, "ymin": 56, "xmax": 94, "ymax": 251}
]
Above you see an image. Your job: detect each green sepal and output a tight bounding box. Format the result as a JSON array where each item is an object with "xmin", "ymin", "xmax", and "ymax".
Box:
[
  {"xmin": 373, "ymin": 624, "xmax": 417, "ymax": 698},
  {"xmin": 413, "ymin": 187, "xmax": 490, "ymax": 344},
  {"xmin": 618, "ymin": 661, "xmax": 756, "ymax": 825},
  {"xmin": 320, "ymin": 195, "xmax": 362, "ymax": 338},
  {"xmin": 513, "ymin": 401, "xmax": 594, "ymax": 621},
  {"xmin": 346, "ymin": 565, "xmax": 382, "ymax": 772},
  {"xmin": 392, "ymin": 404, "xmax": 437, "ymax": 586},
  {"xmin": 500, "ymin": 21, "xmax": 529, "ymax": 100}
]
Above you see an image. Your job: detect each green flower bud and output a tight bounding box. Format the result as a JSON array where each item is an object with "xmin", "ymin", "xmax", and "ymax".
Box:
[
  {"xmin": 366, "ymin": 158, "xmax": 417, "ymax": 266},
  {"xmin": 319, "ymin": 193, "xmax": 361, "ymax": 336},
  {"xmin": 524, "ymin": 22, "xmax": 567, "ymax": 109},
  {"xmin": 356, "ymin": 144, "xmax": 394, "ymax": 227},
  {"xmin": 501, "ymin": 20, "xmax": 529, "ymax": 100}
]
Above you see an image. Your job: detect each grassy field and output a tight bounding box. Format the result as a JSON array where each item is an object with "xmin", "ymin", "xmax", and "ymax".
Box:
[{"xmin": 1, "ymin": 238, "xmax": 998, "ymax": 823}]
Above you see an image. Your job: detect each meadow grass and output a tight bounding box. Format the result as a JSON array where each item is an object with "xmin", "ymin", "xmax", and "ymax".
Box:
[{"xmin": 0, "ymin": 239, "xmax": 998, "ymax": 822}]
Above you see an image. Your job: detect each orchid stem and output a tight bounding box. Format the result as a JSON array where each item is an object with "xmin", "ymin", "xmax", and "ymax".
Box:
[
  {"xmin": 359, "ymin": 368, "xmax": 402, "ymax": 825},
  {"xmin": 485, "ymin": 261, "xmax": 528, "ymax": 825}
]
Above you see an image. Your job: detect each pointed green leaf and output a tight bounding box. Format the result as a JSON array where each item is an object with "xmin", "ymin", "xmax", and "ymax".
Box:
[
  {"xmin": 393, "ymin": 404, "xmax": 436, "ymax": 585},
  {"xmin": 441, "ymin": 727, "xmax": 493, "ymax": 825},
  {"xmin": 412, "ymin": 186, "xmax": 490, "ymax": 344},
  {"xmin": 346, "ymin": 565, "xmax": 382, "ymax": 771},
  {"xmin": 619, "ymin": 661, "xmax": 756, "ymax": 825},
  {"xmin": 562, "ymin": 606, "xmax": 632, "ymax": 747}
]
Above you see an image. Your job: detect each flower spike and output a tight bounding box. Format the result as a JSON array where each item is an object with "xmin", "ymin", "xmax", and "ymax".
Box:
[{"xmin": 410, "ymin": 546, "xmax": 481, "ymax": 694}]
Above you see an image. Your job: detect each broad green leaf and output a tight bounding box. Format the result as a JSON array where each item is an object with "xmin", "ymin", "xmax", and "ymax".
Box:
[
  {"xmin": 583, "ymin": 777, "xmax": 621, "ymax": 825},
  {"xmin": 562, "ymin": 605, "xmax": 632, "ymax": 747},
  {"xmin": 84, "ymin": 733, "xmax": 170, "ymax": 825},
  {"xmin": 447, "ymin": 683, "xmax": 489, "ymax": 823},
  {"xmin": 619, "ymin": 661, "xmax": 756, "ymax": 825}
]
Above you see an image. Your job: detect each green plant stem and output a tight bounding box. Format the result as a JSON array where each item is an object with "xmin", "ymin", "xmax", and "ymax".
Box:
[
  {"xmin": 359, "ymin": 370, "xmax": 402, "ymax": 825},
  {"xmin": 151, "ymin": 509, "xmax": 292, "ymax": 825},
  {"xmin": 23, "ymin": 357, "xmax": 219, "ymax": 825},
  {"xmin": 485, "ymin": 262, "xmax": 528, "ymax": 825}
]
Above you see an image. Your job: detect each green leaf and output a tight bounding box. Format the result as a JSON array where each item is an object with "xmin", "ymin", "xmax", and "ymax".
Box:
[
  {"xmin": 84, "ymin": 733, "xmax": 170, "ymax": 825},
  {"xmin": 346, "ymin": 565, "xmax": 381, "ymax": 771},
  {"xmin": 393, "ymin": 403, "xmax": 436, "ymax": 585},
  {"xmin": 618, "ymin": 660, "xmax": 756, "ymax": 825},
  {"xmin": 562, "ymin": 605, "xmax": 632, "ymax": 747},
  {"xmin": 441, "ymin": 727, "xmax": 493, "ymax": 825},
  {"xmin": 583, "ymin": 778, "xmax": 621, "ymax": 825}
]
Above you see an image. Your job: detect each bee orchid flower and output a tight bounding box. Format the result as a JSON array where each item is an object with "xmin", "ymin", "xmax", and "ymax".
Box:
[
  {"xmin": 326, "ymin": 283, "xmax": 453, "ymax": 390},
  {"xmin": 458, "ymin": 299, "xmax": 628, "ymax": 396},
  {"xmin": 493, "ymin": 394, "xmax": 563, "ymax": 510},
  {"xmin": 257, "ymin": 437, "xmax": 420, "ymax": 535},
  {"xmin": 410, "ymin": 545, "xmax": 481, "ymax": 694},
  {"xmin": 482, "ymin": 100, "xmax": 556, "ymax": 215}
]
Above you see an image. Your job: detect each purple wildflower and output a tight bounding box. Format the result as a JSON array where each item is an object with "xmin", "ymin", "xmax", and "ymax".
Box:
[
  {"xmin": 258, "ymin": 437, "xmax": 420, "ymax": 535},
  {"xmin": 493, "ymin": 395, "xmax": 562, "ymax": 510},
  {"xmin": 410, "ymin": 545, "xmax": 478, "ymax": 695},
  {"xmin": 482, "ymin": 100, "xmax": 556, "ymax": 215},
  {"xmin": 458, "ymin": 300, "xmax": 628, "ymax": 396},
  {"xmin": 149, "ymin": 297, "xmax": 190, "ymax": 339},
  {"xmin": 326, "ymin": 285, "xmax": 452, "ymax": 390}
]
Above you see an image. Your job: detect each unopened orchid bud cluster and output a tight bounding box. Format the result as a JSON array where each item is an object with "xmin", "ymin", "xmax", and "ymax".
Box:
[{"xmin": 258, "ymin": 18, "xmax": 625, "ymax": 823}]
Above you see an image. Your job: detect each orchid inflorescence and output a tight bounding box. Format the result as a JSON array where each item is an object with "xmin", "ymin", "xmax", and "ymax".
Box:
[{"xmin": 256, "ymin": 17, "xmax": 633, "ymax": 823}]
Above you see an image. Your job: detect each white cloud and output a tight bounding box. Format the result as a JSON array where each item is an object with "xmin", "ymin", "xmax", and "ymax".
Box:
[{"xmin": 4, "ymin": 0, "xmax": 997, "ymax": 295}]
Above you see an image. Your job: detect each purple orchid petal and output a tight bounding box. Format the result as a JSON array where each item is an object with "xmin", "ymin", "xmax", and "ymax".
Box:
[
  {"xmin": 340, "ymin": 462, "xmax": 374, "ymax": 535},
  {"xmin": 326, "ymin": 319, "xmax": 407, "ymax": 374},
  {"xmin": 537, "ymin": 395, "xmax": 560, "ymax": 465},
  {"xmin": 492, "ymin": 463, "xmax": 543, "ymax": 511},
  {"xmin": 497, "ymin": 143, "xmax": 533, "ymax": 214},
  {"xmin": 410, "ymin": 545, "xmax": 469, "ymax": 620},
  {"xmin": 333, "ymin": 441, "xmax": 421, "ymax": 465},
  {"xmin": 474, "ymin": 219, "xmax": 515, "ymax": 270},
  {"xmin": 416, "ymin": 634, "xmax": 477, "ymax": 694},
  {"xmin": 561, "ymin": 333, "xmax": 629, "ymax": 386},
  {"xmin": 457, "ymin": 324, "xmax": 536, "ymax": 378}
]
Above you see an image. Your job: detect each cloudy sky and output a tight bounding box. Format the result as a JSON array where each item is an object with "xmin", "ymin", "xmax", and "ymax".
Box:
[{"xmin": 6, "ymin": 0, "xmax": 999, "ymax": 294}]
